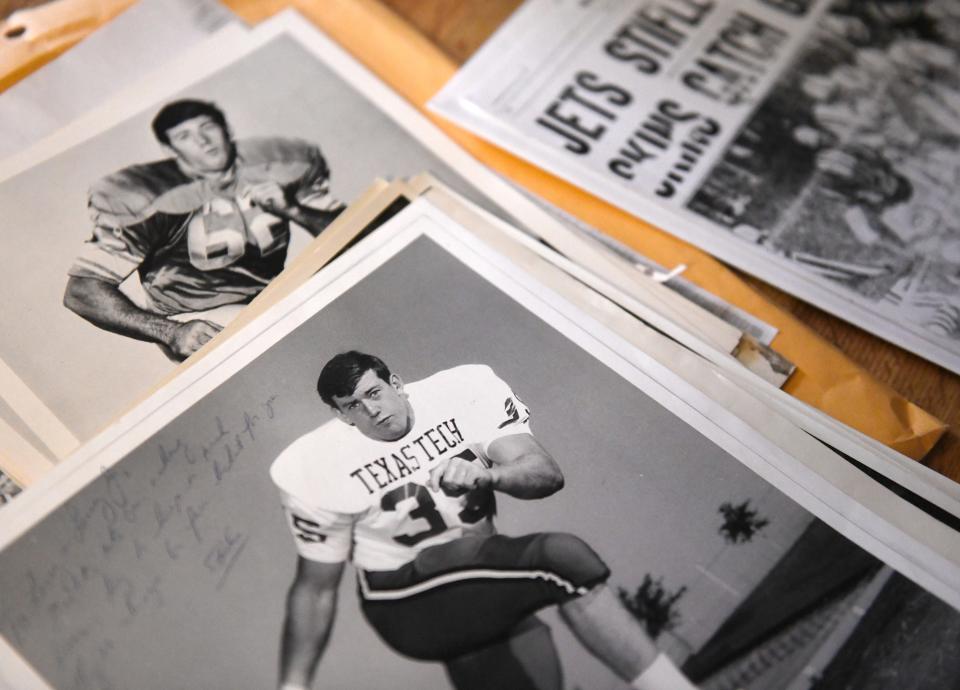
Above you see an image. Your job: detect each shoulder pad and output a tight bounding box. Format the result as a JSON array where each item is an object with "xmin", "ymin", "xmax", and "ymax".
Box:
[
  {"xmin": 447, "ymin": 364, "xmax": 499, "ymax": 386},
  {"xmin": 271, "ymin": 421, "xmax": 372, "ymax": 514},
  {"xmin": 270, "ymin": 420, "xmax": 349, "ymax": 489},
  {"xmin": 88, "ymin": 158, "xmax": 187, "ymax": 227},
  {"xmin": 236, "ymin": 137, "xmax": 324, "ymax": 187}
]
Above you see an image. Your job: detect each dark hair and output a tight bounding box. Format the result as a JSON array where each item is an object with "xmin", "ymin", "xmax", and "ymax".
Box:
[
  {"xmin": 151, "ymin": 99, "xmax": 228, "ymax": 146},
  {"xmin": 317, "ymin": 351, "xmax": 392, "ymax": 408}
]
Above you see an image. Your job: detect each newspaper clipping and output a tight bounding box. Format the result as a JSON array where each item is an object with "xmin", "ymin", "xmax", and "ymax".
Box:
[{"xmin": 431, "ymin": 0, "xmax": 960, "ymax": 373}]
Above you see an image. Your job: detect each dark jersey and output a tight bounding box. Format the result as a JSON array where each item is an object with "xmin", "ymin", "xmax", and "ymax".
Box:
[{"xmin": 69, "ymin": 137, "xmax": 343, "ymax": 315}]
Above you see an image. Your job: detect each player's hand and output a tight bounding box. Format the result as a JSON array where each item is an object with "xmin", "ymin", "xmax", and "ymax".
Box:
[
  {"xmin": 164, "ymin": 320, "xmax": 222, "ymax": 361},
  {"xmin": 245, "ymin": 181, "xmax": 289, "ymax": 211},
  {"xmin": 429, "ymin": 456, "xmax": 493, "ymax": 495}
]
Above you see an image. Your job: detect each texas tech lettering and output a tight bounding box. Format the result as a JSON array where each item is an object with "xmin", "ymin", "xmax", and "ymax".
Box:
[{"xmin": 349, "ymin": 418, "xmax": 465, "ymax": 495}]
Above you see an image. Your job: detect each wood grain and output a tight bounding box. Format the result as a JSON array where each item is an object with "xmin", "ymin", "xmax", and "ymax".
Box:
[{"xmin": 0, "ymin": 0, "xmax": 44, "ymax": 17}]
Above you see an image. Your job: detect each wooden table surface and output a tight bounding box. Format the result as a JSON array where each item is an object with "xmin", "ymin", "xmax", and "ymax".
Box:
[{"xmin": 1, "ymin": 0, "xmax": 957, "ymax": 478}]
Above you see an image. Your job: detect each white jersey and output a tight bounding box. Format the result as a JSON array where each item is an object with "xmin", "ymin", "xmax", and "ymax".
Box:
[{"xmin": 270, "ymin": 365, "xmax": 532, "ymax": 571}]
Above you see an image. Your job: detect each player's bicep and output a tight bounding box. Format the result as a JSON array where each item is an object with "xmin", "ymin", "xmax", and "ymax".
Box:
[
  {"xmin": 69, "ymin": 224, "xmax": 149, "ymax": 285},
  {"xmin": 73, "ymin": 181, "xmax": 168, "ymax": 284},
  {"xmin": 487, "ymin": 433, "xmax": 564, "ymax": 498},
  {"xmin": 487, "ymin": 433, "xmax": 555, "ymax": 469}
]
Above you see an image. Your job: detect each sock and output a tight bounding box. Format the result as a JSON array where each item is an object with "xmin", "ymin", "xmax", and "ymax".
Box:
[{"xmin": 631, "ymin": 653, "xmax": 697, "ymax": 690}]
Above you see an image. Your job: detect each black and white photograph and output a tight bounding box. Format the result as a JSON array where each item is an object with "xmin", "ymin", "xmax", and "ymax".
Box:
[
  {"xmin": 0, "ymin": 14, "xmax": 513, "ymax": 450},
  {"xmin": 689, "ymin": 0, "xmax": 960, "ymax": 350},
  {"xmin": 63, "ymin": 96, "xmax": 347, "ymax": 360},
  {"xmin": 1, "ymin": 204, "xmax": 956, "ymax": 690}
]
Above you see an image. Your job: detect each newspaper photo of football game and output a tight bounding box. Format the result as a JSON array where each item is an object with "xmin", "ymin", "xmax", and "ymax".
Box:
[{"xmin": 689, "ymin": 0, "xmax": 960, "ymax": 343}]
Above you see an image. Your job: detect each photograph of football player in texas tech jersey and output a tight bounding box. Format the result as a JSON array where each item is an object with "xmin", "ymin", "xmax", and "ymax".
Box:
[
  {"xmin": 271, "ymin": 363, "xmax": 527, "ymax": 571},
  {"xmin": 269, "ymin": 352, "xmax": 697, "ymax": 690}
]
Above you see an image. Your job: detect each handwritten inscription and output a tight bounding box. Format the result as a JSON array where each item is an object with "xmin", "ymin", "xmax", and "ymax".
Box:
[
  {"xmin": 0, "ymin": 394, "xmax": 281, "ymax": 688},
  {"xmin": 204, "ymin": 527, "xmax": 250, "ymax": 591}
]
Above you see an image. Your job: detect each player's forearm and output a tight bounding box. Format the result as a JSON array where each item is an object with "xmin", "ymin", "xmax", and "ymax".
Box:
[
  {"xmin": 489, "ymin": 452, "xmax": 564, "ymax": 499},
  {"xmin": 293, "ymin": 204, "xmax": 344, "ymax": 237},
  {"xmin": 267, "ymin": 203, "xmax": 343, "ymax": 238},
  {"xmin": 279, "ymin": 582, "xmax": 338, "ymax": 688},
  {"xmin": 63, "ymin": 276, "xmax": 176, "ymax": 346}
]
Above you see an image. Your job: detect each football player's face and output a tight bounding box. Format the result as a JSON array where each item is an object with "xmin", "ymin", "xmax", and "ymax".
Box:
[
  {"xmin": 332, "ymin": 370, "xmax": 413, "ymax": 442},
  {"xmin": 164, "ymin": 115, "xmax": 232, "ymax": 173}
]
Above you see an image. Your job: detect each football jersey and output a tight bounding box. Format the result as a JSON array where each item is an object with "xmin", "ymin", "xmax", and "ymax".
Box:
[
  {"xmin": 270, "ymin": 365, "xmax": 532, "ymax": 571},
  {"xmin": 68, "ymin": 137, "xmax": 343, "ymax": 315}
]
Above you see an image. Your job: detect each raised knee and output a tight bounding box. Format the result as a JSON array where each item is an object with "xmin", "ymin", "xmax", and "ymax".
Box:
[{"xmin": 536, "ymin": 532, "xmax": 610, "ymax": 591}]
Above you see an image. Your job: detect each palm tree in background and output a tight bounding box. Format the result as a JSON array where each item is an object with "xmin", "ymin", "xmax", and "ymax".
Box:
[
  {"xmin": 718, "ymin": 500, "xmax": 770, "ymax": 544},
  {"xmin": 618, "ymin": 574, "xmax": 688, "ymax": 640}
]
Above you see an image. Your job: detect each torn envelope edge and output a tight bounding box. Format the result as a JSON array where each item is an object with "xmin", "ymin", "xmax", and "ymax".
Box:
[
  {"xmin": 0, "ymin": 21, "xmax": 250, "ymax": 178},
  {"xmin": 0, "ymin": 0, "xmax": 284, "ymax": 94},
  {"xmin": 297, "ymin": 0, "xmax": 946, "ymax": 460},
  {"xmin": 0, "ymin": 0, "xmax": 135, "ymax": 93}
]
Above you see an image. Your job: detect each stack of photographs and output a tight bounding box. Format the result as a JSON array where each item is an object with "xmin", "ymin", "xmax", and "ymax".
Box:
[{"xmin": 0, "ymin": 6, "xmax": 958, "ymax": 690}]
